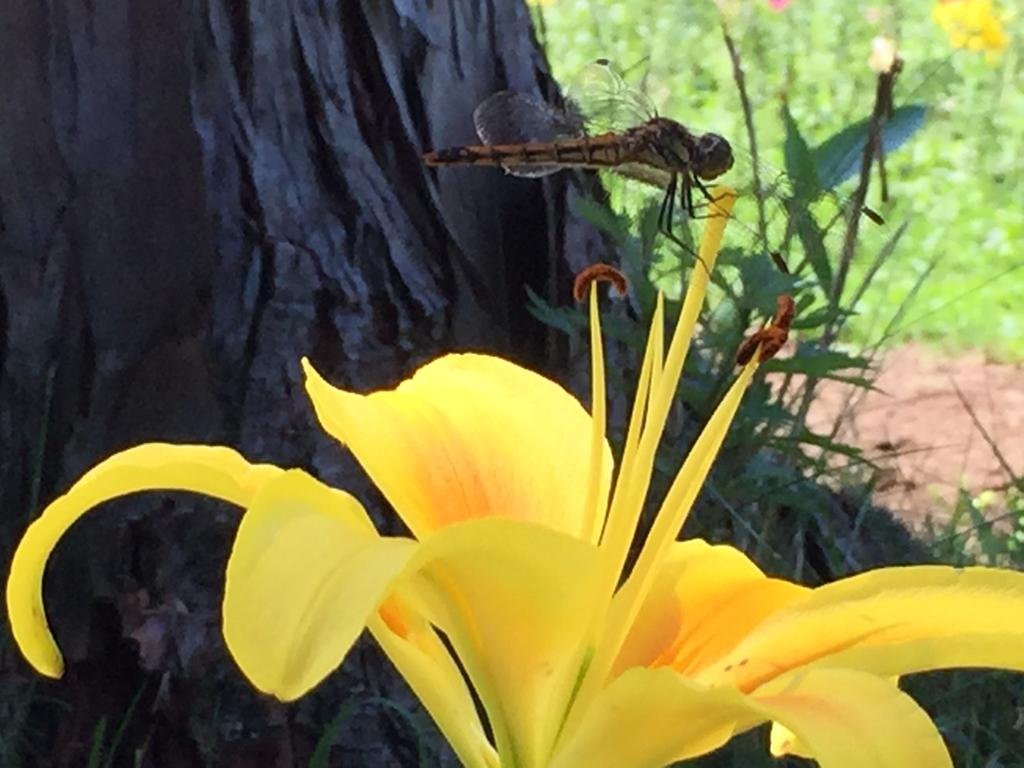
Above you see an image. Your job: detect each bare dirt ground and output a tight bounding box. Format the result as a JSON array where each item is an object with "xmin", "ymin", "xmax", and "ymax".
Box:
[{"xmin": 806, "ymin": 344, "xmax": 1024, "ymax": 531}]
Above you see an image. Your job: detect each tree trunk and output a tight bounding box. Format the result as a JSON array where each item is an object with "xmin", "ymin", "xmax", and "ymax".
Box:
[{"xmin": 0, "ymin": 2, "xmax": 604, "ymax": 763}]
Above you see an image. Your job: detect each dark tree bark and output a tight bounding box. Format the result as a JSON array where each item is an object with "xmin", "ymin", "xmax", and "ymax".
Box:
[{"xmin": 0, "ymin": 2, "xmax": 605, "ymax": 764}]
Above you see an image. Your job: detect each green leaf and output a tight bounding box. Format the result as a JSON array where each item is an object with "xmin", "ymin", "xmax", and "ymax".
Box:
[
  {"xmin": 816, "ymin": 373, "xmax": 880, "ymax": 390},
  {"xmin": 774, "ymin": 429, "xmax": 867, "ymax": 462},
  {"xmin": 792, "ymin": 304, "xmax": 848, "ymax": 330},
  {"xmin": 736, "ymin": 255, "xmax": 798, "ymax": 312},
  {"xmin": 87, "ymin": 718, "xmax": 108, "ymax": 768},
  {"xmin": 525, "ymin": 285, "xmax": 586, "ymax": 339},
  {"xmin": 781, "ymin": 102, "xmax": 821, "ymax": 202},
  {"xmin": 103, "ymin": 683, "xmax": 146, "ymax": 768},
  {"xmin": 813, "ymin": 104, "xmax": 928, "ymax": 190},
  {"xmin": 848, "ymin": 221, "xmax": 910, "ymax": 310},
  {"xmin": 570, "ymin": 194, "xmax": 628, "ymax": 241},
  {"xmin": 310, "ymin": 699, "xmax": 362, "ymax": 768},
  {"xmin": 793, "ymin": 207, "xmax": 833, "ymax": 292},
  {"xmin": 637, "ymin": 199, "xmax": 664, "ymax": 254},
  {"xmin": 763, "ymin": 348, "xmax": 870, "ymax": 378}
]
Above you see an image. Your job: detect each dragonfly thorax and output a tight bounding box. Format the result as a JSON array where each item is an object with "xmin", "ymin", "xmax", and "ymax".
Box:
[{"xmin": 635, "ymin": 118, "xmax": 734, "ymax": 182}]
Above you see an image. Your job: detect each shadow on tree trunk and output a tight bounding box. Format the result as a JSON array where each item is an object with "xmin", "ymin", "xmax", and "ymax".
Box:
[{"xmin": 0, "ymin": 2, "xmax": 610, "ymax": 764}]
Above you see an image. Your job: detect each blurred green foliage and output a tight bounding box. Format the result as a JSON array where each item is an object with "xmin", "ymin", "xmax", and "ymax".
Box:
[
  {"xmin": 533, "ymin": 0, "xmax": 1024, "ymax": 358},
  {"xmin": 527, "ymin": 4, "xmax": 1024, "ymax": 764},
  {"xmin": 929, "ymin": 485, "xmax": 1024, "ymax": 567}
]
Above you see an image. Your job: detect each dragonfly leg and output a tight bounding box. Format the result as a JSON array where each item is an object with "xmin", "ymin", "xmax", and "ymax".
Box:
[
  {"xmin": 682, "ymin": 174, "xmax": 696, "ymax": 219},
  {"xmin": 689, "ymin": 177, "xmax": 741, "ymax": 220},
  {"xmin": 692, "ymin": 175, "xmax": 720, "ymax": 208},
  {"xmin": 656, "ymin": 174, "xmax": 711, "ymax": 278},
  {"xmin": 658, "ymin": 174, "xmax": 678, "ymax": 236},
  {"xmin": 681, "ymin": 175, "xmax": 717, "ymax": 222}
]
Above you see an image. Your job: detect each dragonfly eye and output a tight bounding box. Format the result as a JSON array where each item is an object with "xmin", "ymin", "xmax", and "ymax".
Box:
[{"xmin": 695, "ymin": 133, "xmax": 734, "ymax": 180}]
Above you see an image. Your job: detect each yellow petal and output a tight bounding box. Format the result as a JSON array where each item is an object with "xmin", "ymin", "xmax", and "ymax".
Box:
[
  {"xmin": 768, "ymin": 677, "xmax": 907, "ymax": 760},
  {"xmin": 699, "ymin": 565, "xmax": 1024, "ymax": 691},
  {"xmin": 371, "ymin": 596, "xmax": 498, "ymax": 768},
  {"xmin": 611, "ymin": 541, "xmax": 809, "ymax": 677},
  {"xmin": 770, "ymin": 722, "xmax": 811, "ymax": 758},
  {"xmin": 751, "ymin": 668, "xmax": 952, "ymax": 767},
  {"xmin": 406, "ymin": 517, "xmax": 604, "ymax": 768},
  {"xmin": 303, "ymin": 355, "xmax": 612, "ymax": 542},
  {"xmin": 6, "ymin": 443, "xmax": 281, "ymax": 678},
  {"xmin": 223, "ymin": 469, "xmax": 416, "ymax": 700},
  {"xmin": 550, "ymin": 667, "xmax": 751, "ymax": 768}
]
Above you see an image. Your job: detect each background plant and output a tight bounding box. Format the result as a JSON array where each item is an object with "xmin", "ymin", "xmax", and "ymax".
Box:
[
  {"xmin": 526, "ymin": 1, "xmax": 1024, "ymax": 764},
  {"xmin": 533, "ymin": 0, "xmax": 1023, "ymax": 358}
]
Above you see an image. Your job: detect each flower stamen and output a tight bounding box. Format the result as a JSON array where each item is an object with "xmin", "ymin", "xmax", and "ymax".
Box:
[
  {"xmin": 573, "ymin": 263, "xmax": 629, "ymax": 303},
  {"xmin": 735, "ymin": 294, "xmax": 796, "ymax": 365}
]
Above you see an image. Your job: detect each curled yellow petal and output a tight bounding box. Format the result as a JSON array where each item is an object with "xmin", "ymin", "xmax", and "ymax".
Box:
[
  {"xmin": 770, "ymin": 722, "xmax": 811, "ymax": 759},
  {"xmin": 303, "ymin": 355, "xmax": 612, "ymax": 542},
  {"xmin": 611, "ymin": 541, "xmax": 808, "ymax": 677},
  {"xmin": 223, "ymin": 469, "xmax": 415, "ymax": 701},
  {"xmin": 699, "ymin": 565, "xmax": 1024, "ymax": 691},
  {"xmin": 406, "ymin": 517, "xmax": 604, "ymax": 768},
  {"xmin": 371, "ymin": 596, "xmax": 498, "ymax": 768},
  {"xmin": 6, "ymin": 443, "xmax": 280, "ymax": 678},
  {"xmin": 751, "ymin": 668, "xmax": 952, "ymax": 767}
]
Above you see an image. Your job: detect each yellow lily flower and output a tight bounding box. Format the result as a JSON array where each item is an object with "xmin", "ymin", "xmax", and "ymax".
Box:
[{"xmin": 9, "ymin": 188, "xmax": 1024, "ymax": 768}]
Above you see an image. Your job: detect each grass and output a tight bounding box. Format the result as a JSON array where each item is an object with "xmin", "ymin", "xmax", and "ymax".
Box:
[{"xmin": 533, "ymin": 0, "xmax": 1024, "ymax": 358}]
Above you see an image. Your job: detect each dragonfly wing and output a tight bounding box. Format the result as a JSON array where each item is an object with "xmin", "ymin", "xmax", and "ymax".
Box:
[
  {"xmin": 490, "ymin": 164, "xmax": 563, "ymax": 179},
  {"xmin": 732, "ymin": 143, "xmax": 885, "ymax": 221},
  {"xmin": 713, "ymin": 143, "xmax": 888, "ymax": 281},
  {"xmin": 565, "ymin": 59, "xmax": 658, "ymax": 134},
  {"xmin": 472, "ymin": 91, "xmax": 584, "ymax": 178},
  {"xmin": 473, "ymin": 91, "xmax": 583, "ymax": 143}
]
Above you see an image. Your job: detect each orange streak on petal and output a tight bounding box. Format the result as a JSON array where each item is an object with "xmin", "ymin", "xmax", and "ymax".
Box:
[
  {"xmin": 378, "ymin": 596, "xmax": 411, "ymax": 638},
  {"xmin": 668, "ymin": 578, "xmax": 810, "ymax": 676},
  {"xmin": 303, "ymin": 355, "xmax": 612, "ymax": 541},
  {"xmin": 610, "ymin": 541, "xmax": 809, "ymax": 679}
]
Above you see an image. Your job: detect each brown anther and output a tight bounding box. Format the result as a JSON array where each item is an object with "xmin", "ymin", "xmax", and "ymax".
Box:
[
  {"xmin": 573, "ymin": 263, "xmax": 628, "ymax": 303},
  {"xmin": 772, "ymin": 293, "xmax": 796, "ymax": 330},
  {"xmin": 735, "ymin": 332, "xmax": 766, "ymax": 366},
  {"xmin": 756, "ymin": 326, "xmax": 789, "ymax": 361},
  {"xmin": 736, "ymin": 294, "xmax": 796, "ymax": 365}
]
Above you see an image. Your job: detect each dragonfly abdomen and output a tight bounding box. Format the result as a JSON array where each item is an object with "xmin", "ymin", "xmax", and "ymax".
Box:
[{"xmin": 424, "ymin": 135, "xmax": 634, "ymax": 171}]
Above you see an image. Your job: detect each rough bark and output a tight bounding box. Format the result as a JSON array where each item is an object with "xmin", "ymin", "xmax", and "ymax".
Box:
[{"xmin": 0, "ymin": 2, "xmax": 605, "ymax": 763}]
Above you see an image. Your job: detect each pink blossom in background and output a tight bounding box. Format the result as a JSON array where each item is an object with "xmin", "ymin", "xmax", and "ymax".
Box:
[{"xmin": 769, "ymin": 0, "xmax": 793, "ymax": 9}]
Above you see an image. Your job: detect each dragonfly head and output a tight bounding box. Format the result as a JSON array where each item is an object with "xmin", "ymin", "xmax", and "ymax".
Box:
[{"xmin": 693, "ymin": 132, "xmax": 734, "ymax": 180}]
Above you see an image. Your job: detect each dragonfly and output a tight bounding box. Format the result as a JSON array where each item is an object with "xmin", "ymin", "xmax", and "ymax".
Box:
[
  {"xmin": 423, "ymin": 60, "xmax": 884, "ymax": 273},
  {"xmin": 423, "ymin": 60, "xmax": 735, "ymax": 248}
]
